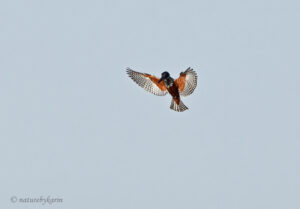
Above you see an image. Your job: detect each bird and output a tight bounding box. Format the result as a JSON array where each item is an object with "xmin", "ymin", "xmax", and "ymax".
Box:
[{"xmin": 127, "ymin": 67, "xmax": 197, "ymax": 112}]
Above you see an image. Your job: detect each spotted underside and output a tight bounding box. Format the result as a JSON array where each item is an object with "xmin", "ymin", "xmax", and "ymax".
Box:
[
  {"xmin": 126, "ymin": 68, "xmax": 168, "ymax": 96},
  {"xmin": 174, "ymin": 67, "xmax": 198, "ymax": 97}
]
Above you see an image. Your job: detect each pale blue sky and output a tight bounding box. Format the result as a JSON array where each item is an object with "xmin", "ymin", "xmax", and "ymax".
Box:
[{"xmin": 1, "ymin": 0, "xmax": 300, "ymax": 208}]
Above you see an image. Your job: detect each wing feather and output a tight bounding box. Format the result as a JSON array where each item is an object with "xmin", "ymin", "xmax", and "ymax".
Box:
[
  {"xmin": 174, "ymin": 67, "xmax": 197, "ymax": 96},
  {"xmin": 127, "ymin": 68, "xmax": 167, "ymax": 96}
]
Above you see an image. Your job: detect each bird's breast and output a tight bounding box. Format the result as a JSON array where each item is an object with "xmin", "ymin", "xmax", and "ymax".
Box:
[
  {"xmin": 167, "ymin": 83, "xmax": 180, "ymax": 103},
  {"xmin": 164, "ymin": 77, "xmax": 174, "ymax": 88}
]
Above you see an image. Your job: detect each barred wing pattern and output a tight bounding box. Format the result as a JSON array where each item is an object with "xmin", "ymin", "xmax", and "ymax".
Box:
[
  {"xmin": 174, "ymin": 67, "xmax": 197, "ymax": 97},
  {"xmin": 127, "ymin": 68, "xmax": 168, "ymax": 96}
]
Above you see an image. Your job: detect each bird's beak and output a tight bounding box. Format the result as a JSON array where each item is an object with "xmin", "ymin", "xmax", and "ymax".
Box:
[{"xmin": 158, "ymin": 77, "xmax": 163, "ymax": 83}]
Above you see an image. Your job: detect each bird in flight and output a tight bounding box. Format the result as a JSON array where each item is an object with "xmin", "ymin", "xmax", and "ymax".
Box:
[{"xmin": 127, "ymin": 67, "xmax": 197, "ymax": 112}]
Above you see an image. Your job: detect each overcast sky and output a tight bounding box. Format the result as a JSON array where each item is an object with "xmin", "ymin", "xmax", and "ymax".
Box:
[{"xmin": 1, "ymin": 0, "xmax": 300, "ymax": 209}]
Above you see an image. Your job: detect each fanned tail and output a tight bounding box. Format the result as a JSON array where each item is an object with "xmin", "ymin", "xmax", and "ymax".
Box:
[{"xmin": 170, "ymin": 99, "xmax": 188, "ymax": 112}]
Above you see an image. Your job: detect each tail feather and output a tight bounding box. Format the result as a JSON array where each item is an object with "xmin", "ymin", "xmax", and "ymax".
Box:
[{"xmin": 170, "ymin": 99, "xmax": 188, "ymax": 112}]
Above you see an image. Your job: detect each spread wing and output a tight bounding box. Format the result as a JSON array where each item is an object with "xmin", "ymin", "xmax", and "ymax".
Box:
[
  {"xmin": 127, "ymin": 68, "xmax": 168, "ymax": 96},
  {"xmin": 174, "ymin": 67, "xmax": 197, "ymax": 97}
]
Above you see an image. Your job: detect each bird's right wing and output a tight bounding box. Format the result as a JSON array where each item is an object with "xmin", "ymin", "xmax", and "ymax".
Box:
[
  {"xmin": 174, "ymin": 67, "xmax": 197, "ymax": 97},
  {"xmin": 127, "ymin": 68, "xmax": 168, "ymax": 96}
]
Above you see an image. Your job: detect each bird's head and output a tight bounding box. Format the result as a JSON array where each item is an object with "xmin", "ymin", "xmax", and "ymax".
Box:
[{"xmin": 158, "ymin": 71, "xmax": 170, "ymax": 83}]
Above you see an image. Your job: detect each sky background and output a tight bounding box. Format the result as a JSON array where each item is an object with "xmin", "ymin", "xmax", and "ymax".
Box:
[{"xmin": 1, "ymin": 0, "xmax": 300, "ymax": 208}]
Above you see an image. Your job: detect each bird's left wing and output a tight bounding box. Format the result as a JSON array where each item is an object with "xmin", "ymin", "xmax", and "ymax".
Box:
[
  {"xmin": 174, "ymin": 67, "xmax": 197, "ymax": 97},
  {"xmin": 127, "ymin": 68, "xmax": 168, "ymax": 96}
]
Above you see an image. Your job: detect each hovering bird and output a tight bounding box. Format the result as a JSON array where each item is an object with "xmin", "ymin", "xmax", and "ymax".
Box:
[{"xmin": 127, "ymin": 67, "xmax": 197, "ymax": 112}]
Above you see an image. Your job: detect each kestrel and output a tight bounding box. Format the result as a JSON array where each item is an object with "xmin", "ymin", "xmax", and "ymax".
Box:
[{"xmin": 127, "ymin": 67, "xmax": 197, "ymax": 112}]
